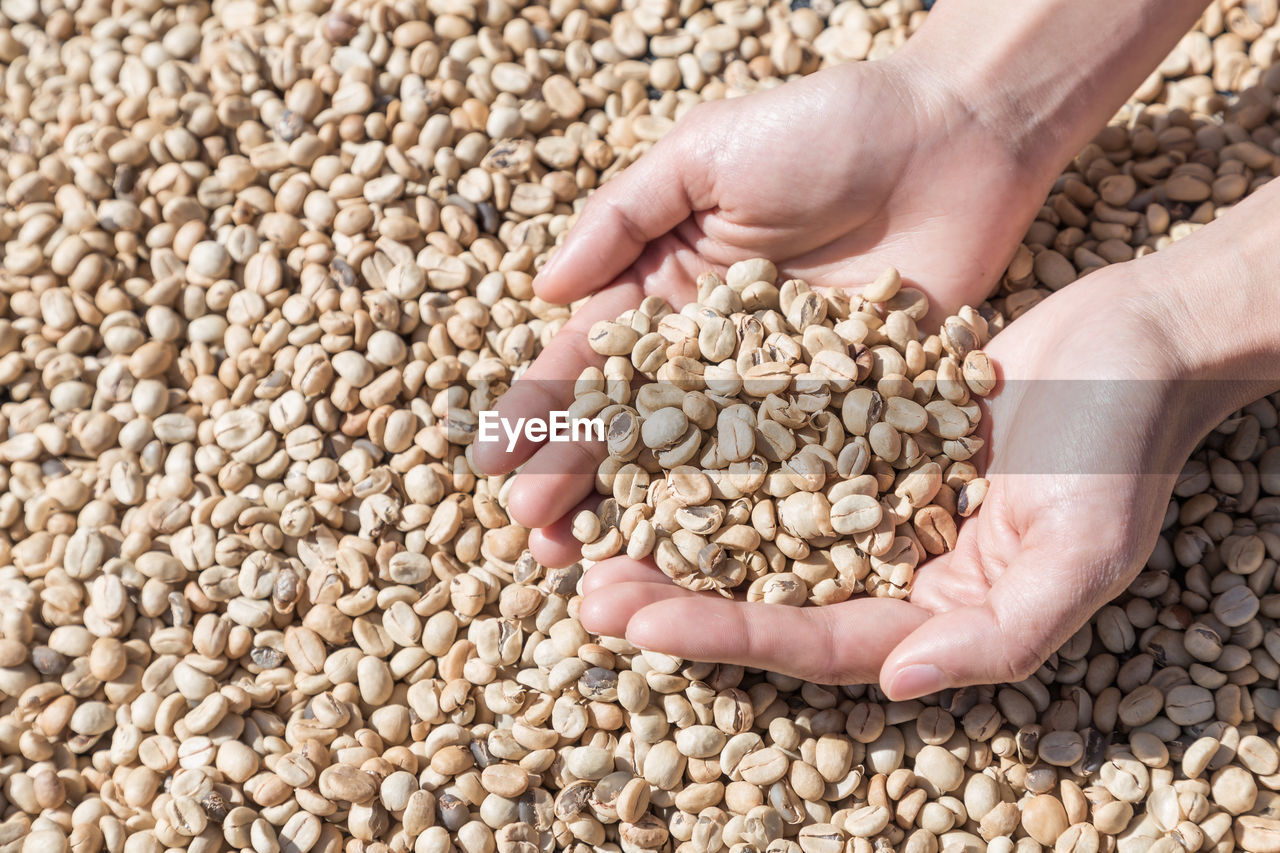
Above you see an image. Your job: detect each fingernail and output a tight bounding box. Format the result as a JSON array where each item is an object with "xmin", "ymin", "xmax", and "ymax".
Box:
[
  {"xmin": 887, "ymin": 664, "xmax": 947, "ymax": 700},
  {"xmin": 533, "ymin": 250, "xmax": 562, "ymax": 292},
  {"xmin": 577, "ymin": 604, "xmax": 603, "ymax": 634},
  {"xmin": 623, "ymin": 628, "xmax": 652, "ymax": 652}
]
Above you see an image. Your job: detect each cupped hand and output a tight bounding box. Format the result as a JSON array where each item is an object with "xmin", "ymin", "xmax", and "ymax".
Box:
[
  {"xmin": 576, "ymin": 260, "xmax": 1226, "ymax": 698},
  {"xmin": 473, "ymin": 54, "xmax": 1054, "ymax": 531}
]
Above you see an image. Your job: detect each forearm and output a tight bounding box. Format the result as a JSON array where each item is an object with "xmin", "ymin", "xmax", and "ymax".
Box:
[{"xmin": 897, "ymin": 0, "xmax": 1209, "ymax": 180}]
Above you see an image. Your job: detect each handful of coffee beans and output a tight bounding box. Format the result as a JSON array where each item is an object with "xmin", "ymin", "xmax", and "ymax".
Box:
[{"xmin": 572, "ymin": 261, "xmax": 995, "ymax": 604}]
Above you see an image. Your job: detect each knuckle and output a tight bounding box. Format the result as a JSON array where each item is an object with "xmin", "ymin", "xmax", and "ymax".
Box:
[{"xmin": 1002, "ymin": 644, "xmax": 1045, "ymax": 683}]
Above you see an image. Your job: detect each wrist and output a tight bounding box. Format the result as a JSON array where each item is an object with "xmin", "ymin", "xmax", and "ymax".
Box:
[
  {"xmin": 887, "ymin": 30, "xmax": 1065, "ymax": 195},
  {"xmin": 892, "ymin": 0, "xmax": 1211, "ymax": 188},
  {"xmin": 1130, "ymin": 191, "xmax": 1280, "ymax": 421}
]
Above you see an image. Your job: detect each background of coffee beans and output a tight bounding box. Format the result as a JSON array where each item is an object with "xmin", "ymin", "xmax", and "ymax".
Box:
[{"xmin": 3, "ymin": 0, "xmax": 1280, "ymax": 852}]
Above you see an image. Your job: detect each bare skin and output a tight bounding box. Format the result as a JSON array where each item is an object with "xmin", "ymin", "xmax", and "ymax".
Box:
[{"xmin": 473, "ymin": 0, "xmax": 1268, "ymax": 698}]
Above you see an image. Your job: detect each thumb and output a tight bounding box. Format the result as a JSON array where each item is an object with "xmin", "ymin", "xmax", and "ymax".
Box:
[
  {"xmin": 879, "ymin": 545, "xmax": 1120, "ymax": 700},
  {"xmin": 534, "ymin": 122, "xmax": 709, "ymax": 304}
]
